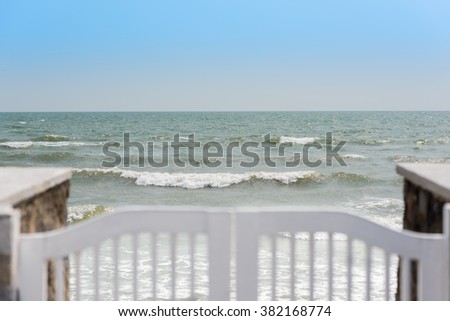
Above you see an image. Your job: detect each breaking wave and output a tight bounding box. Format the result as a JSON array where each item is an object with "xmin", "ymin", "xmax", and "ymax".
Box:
[
  {"xmin": 390, "ymin": 155, "xmax": 450, "ymax": 164},
  {"xmin": 340, "ymin": 154, "xmax": 366, "ymax": 160},
  {"xmin": 279, "ymin": 136, "xmax": 317, "ymax": 145},
  {"xmin": 343, "ymin": 197, "xmax": 404, "ymax": 230},
  {"xmin": 414, "ymin": 137, "xmax": 450, "ymax": 145},
  {"xmin": 74, "ymin": 168, "xmax": 376, "ymax": 189},
  {"xmin": 326, "ymin": 172, "xmax": 376, "ymax": 183},
  {"xmin": 68, "ymin": 204, "xmax": 114, "ymax": 224},
  {"xmin": 74, "ymin": 168, "xmax": 318, "ymax": 189},
  {"xmin": 351, "ymin": 138, "xmax": 391, "ymax": 146},
  {"xmin": 0, "ymin": 141, "xmax": 101, "ymax": 149},
  {"xmin": 0, "ymin": 142, "xmax": 33, "ymax": 149},
  {"xmin": 33, "ymin": 135, "xmax": 70, "ymax": 142}
]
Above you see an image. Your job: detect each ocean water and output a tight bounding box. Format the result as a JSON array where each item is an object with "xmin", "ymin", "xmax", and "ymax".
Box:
[{"xmin": 1, "ymin": 111, "xmax": 449, "ymax": 300}]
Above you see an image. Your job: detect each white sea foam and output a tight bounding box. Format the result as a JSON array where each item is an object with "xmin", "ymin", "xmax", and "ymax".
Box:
[
  {"xmin": 392, "ymin": 155, "xmax": 450, "ymax": 164},
  {"xmin": 341, "ymin": 154, "xmax": 366, "ymax": 160},
  {"xmin": 414, "ymin": 137, "xmax": 450, "ymax": 145},
  {"xmin": 343, "ymin": 197, "xmax": 403, "ymax": 230},
  {"xmin": 0, "ymin": 141, "xmax": 101, "ymax": 148},
  {"xmin": 37, "ymin": 134, "xmax": 70, "ymax": 141},
  {"xmin": 353, "ymin": 138, "xmax": 391, "ymax": 145},
  {"xmin": 279, "ymin": 136, "xmax": 317, "ymax": 145},
  {"xmin": 74, "ymin": 168, "xmax": 318, "ymax": 189},
  {"xmin": 320, "ymin": 154, "xmax": 366, "ymax": 161},
  {"xmin": 124, "ymin": 169, "xmax": 317, "ymax": 189},
  {"xmin": 35, "ymin": 141, "xmax": 100, "ymax": 147},
  {"xmin": 391, "ymin": 155, "xmax": 416, "ymax": 162},
  {"xmin": 437, "ymin": 136, "xmax": 450, "ymax": 144},
  {"xmin": 415, "ymin": 139, "xmax": 427, "ymax": 145},
  {"xmin": 67, "ymin": 204, "xmax": 114, "ymax": 223},
  {"xmin": 0, "ymin": 141, "xmax": 33, "ymax": 149},
  {"xmin": 353, "ymin": 197, "xmax": 403, "ymax": 212}
]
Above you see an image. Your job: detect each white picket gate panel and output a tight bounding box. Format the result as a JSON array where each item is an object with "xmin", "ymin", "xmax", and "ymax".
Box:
[
  {"xmin": 17, "ymin": 205, "xmax": 450, "ymax": 301},
  {"xmin": 18, "ymin": 206, "xmax": 230, "ymax": 301},
  {"xmin": 235, "ymin": 206, "xmax": 450, "ymax": 301}
]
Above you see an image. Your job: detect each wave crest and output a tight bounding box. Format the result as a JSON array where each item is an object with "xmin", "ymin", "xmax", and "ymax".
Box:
[
  {"xmin": 279, "ymin": 136, "xmax": 317, "ymax": 145},
  {"xmin": 74, "ymin": 168, "xmax": 377, "ymax": 189},
  {"xmin": 0, "ymin": 141, "xmax": 101, "ymax": 148},
  {"xmin": 74, "ymin": 168, "xmax": 318, "ymax": 189},
  {"xmin": 340, "ymin": 154, "xmax": 366, "ymax": 160},
  {"xmin": 68, "ymin": 204, "xmax": 114, "ymax": 224},
  {"xmin": 351, "ymin": 139, "xmax": 391, "ymax": 146},
  {"xmin": 0, "ymin": 142, "xmax": 33, "ymax": 149},
  {"xmin": 328, "ymin": 172, "xmax": 375, "ymax": 183},
  {"xmin": 33, "ymin": 135, "xmax": 70, "ymax": 142}
]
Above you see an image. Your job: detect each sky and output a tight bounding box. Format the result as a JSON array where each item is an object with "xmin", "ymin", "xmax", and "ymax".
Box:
[{"xmin": 1, "ymin": 0, "xmax": 450, "ymax": 111}]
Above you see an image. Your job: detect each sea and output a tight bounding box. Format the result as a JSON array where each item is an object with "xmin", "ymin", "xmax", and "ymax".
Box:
[{"xmin": 1, "ymin": 111, "xmax": 449, "ymax": 300}]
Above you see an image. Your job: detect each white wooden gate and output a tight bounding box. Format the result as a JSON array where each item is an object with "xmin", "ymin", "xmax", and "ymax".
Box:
[
  {"xmin": 235, "ymin": 206, "xmax": 450, "ymax": 301},
  {"xmin": 18, "ymin": 206, "xmax": 230, "ymax": 300},
  {"xmin": 17, "ymin": 206, "xmax": 450, "ymax": 301}
]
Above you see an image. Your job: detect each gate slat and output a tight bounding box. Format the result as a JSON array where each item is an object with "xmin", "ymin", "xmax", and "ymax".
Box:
[
  {"xmin": 401, "ymin": 257, "xmax": 411, "ymax": 301},
  {"xmin": 133, "ymin": 234, "xmax": 138, "ymax": 301},
  {"xmin": 271, "ymin": 234, "xmax": 277, "ymax": 301},
  {"xmin": 309, "ymin": 232, "xmax": 315, "ymax": 301},
  {"xmin": 328, "ymin": 232, "xmax": 333, "ymax": 301},
  {"xmin": 290, "ymin": 234, "xmax": 296, "ymax": 301},
  {"xmin": 189, "ymin": 233, "xmax": 195, "ymax": 299},
  {"xmin": 385, "ymin": 252, "xmax": 391, "ymax": 301},
  {"xmin": 366, "ymin": 244, "xmax": 372, "ymax": 301},
  {"xmin": 94, "ymin": 244, "xmax": 100, "ymax": 300},
  {"xmin": 171, "ymin": 233, "xmax": 176, "ymax": 300},
  {"xmin": 151, "ymin": 233, "xmax": 157, "ymax": 301},
  {"xmin": 55, "ymin": 258, "xmax": 64, "ymax": 301},
  {"xmin": 113, "ymin": 237, "xmax": 119, "ymax": 301},
  {"xmin": 347, "ymin": 237, "xmax": 353, "ymax": 301},
  {"xmin": 75, "ymin": 251, "xmax": 81, "ymax": 301}
]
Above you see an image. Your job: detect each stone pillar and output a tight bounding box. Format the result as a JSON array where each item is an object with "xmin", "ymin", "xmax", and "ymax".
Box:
[
  {"xmin": 0, "ymin": 168, "xmax": 71, "ymax": 301},
  {"xmin": 396, "ymin": 164, "xmax": 450, "ymax": 300}
]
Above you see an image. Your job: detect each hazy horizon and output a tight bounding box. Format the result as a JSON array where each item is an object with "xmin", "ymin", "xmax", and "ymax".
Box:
[{"xmin": 1, "ymin": 109, "xmax": 450, "ymax": 113}]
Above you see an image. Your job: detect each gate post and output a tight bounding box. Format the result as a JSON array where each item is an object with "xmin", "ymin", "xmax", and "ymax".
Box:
[
  {"xmin": 0, "ymin": 167, "xmax": 72, "ymax": 300},
  {"xmin": 0, "ymin": 206, "xmax": 19, "ymax": 300},
  {"xmin": 396, "ymin": 164, "xmax": 450, "ymax": 300}
]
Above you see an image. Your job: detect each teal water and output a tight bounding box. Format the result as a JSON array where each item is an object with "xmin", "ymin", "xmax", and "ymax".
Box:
[{"xmin": 1, "ymin": 111, "xmax": 450, "ymax": 229}]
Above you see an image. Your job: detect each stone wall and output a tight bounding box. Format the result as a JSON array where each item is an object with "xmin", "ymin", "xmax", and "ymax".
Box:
[{"xmin": 15, "ymin": 181, "xmax": 70, "ymax": 233}]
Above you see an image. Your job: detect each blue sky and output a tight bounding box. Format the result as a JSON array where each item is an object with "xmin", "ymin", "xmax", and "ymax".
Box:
[{"xmin": 1, "ymin": 0, "xmax": 449, "ymax": 111}]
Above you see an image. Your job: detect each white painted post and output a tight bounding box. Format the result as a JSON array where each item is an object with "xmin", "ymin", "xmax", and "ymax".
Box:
[
  {"xmin": 18, "ymin": 236, "xmax": 47, "ymax": 300},
  {"xmin": 420, "ymin": 205, "xmax": 450, "ymax": 300},
  {"xmin": 445, "ymin": 204, "xmax": 450, "ymax": 300},
  {"xmin": 0, "ymin": 206, "xmax": 19, "ymax": 300}
]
